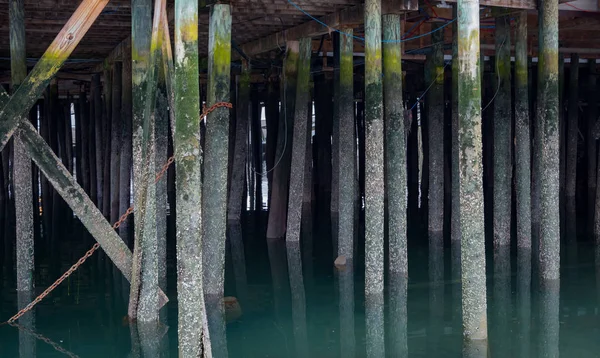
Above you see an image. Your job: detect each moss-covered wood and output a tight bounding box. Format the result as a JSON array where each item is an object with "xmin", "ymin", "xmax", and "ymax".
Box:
[
  {"xmin": 174, "ymin": 0, "xmax": 210, "ymax": 355},
  {"xmin": 267, "ymin": 41, "xmax": 298, "ymax": 239},
  {"xmin": 338, "ymin": 27, "xmax": 355, "ymax": 263},
  {"xmin": 129, "ymin": 0, "xmax": 163, "ymax": 323},
  {"xmin": 537, "ymin": 0, "xmax": 560, "ymax": 282},
  {"xmin": 0, "ymin": 0, "xmax": 109, "ymax": 152},
  {"xmin": 203, "ymin": 5, "xmax": 232, "ymax": 356},
  {"xmin": 382, "ymin": 15, "xmax": 406, "ymax": 275},
  {"xmin": 458, "ymin": 0, "xmax": 487, "ymax": 342},
  {"xmin": 227, "ymin": 60, "xmax": 250, "ymax": 222},
  {"xmin": 364, "ymin": 0, "xmax": 384, "ymax": 356},
  {"xmin": 493, "ymin": 13, "xmax": 512, "ymax": 249},
  {"xmin": 285, "ymin": 37, "xmax": 311, "ymax": 245},
  {"xmin": 10, "ymin": 0, "xmax": 34, "ymax": 294}
]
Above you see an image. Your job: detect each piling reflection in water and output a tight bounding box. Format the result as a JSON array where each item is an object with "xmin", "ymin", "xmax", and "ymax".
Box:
[
  {"xmin": 18, "ymin": 289, "xmax": 36, "ymax": 358},
  {"xmin": 337, "ymin": 258, "xmax": 356, "ymax": 358},
  {"xmin": 388, "ymin": 272, "xmax": 407, "ymax": 358}
]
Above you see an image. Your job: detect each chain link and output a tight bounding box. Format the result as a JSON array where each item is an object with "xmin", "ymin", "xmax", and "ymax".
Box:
[{"xmin": 4, "ymin": 101, "xmax": 232, "ymax": 326}]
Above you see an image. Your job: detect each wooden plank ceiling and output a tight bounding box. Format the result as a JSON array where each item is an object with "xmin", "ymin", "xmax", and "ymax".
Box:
[{"xmin": 0, "ymin": 0, "xmax": 597, "ymax": 89}]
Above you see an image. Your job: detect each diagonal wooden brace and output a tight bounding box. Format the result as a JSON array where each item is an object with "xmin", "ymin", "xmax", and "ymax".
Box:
[
  {"xmin": 0, "ymin": 94, "xmax": 169, "ymax": 308},
  {"xmin": 0, "ymin": 0, "xmax": 110, "ymax": 152}
]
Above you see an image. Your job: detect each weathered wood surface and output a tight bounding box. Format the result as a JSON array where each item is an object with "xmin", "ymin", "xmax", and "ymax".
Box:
[
  {"xmin": 458, "ymin": 0, "xmax": 488, "ymax": 343},
  {"xmin": 203, "ymin": 5, "xmax": 232, "ymax": 357},
  {"xmin": 10, "ymin": 0, "xmax": 34, "ymax": 294},
  {"xmin": 383, "ymin": 14, "xmax": 406, "ymax": 275},
  {"xmin": 538, "ymin": 0, "xmax": 561, "ymax": 282},
  {"xmin": 11, "ymin": 116, "xmax": 168, "ymax": 305},
  {"xmin": 174, "ymin": 0, "xmax": 211, "ymax": 355},
  {"xmin": 0, "ymin": 0, "xmax": 110, "ymax": 152}
]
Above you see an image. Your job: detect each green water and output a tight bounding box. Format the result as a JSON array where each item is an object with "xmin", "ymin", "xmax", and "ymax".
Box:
[{"xmin": 1, "ymin": 215, "xmax": 599, "ymax": 357}]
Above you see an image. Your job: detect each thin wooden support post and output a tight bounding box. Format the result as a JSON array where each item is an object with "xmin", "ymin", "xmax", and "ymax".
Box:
[
  {"xmin": 102, "ymin": 67, "xmax": 112, "ymax": 218},
  {"xmin": 93, "ymin": 73, "xmax": 103, "ymax": 207},
  {"xmin": 75, "ymin": 94, "xmax": 83, "ymax": 189},
  {"xmin": 0, "ymin": 0, "xmax": 110, "ymax": 152},
  {"xmin": 120, "ymin": 47, "xmax": 133, "ymax": 245},
  {"xmin": 174, "ymin": 0, "xmax": 211, "ymax": 354},
  {"xmin": 203, "ymin": 4, "xmax": 232, "ymax": 357},
  {"xmin": 251, "ymin": 92, "xmax": 262, "ymax": 210},
  {"xmin": 458, "ymin": 0, "xmax": 488, "ymax": 343},
  {"xmin": 493, "ymin": 12, "xmax": 512, "ymax": 250},
  {"xmin": 267, "ymin": 41, "xmax": 298, "ymax": 239},
  {"xmin": 566, "ymin": 53, "xmax": 579, "ymax": 241},
  {"xmin": 537, "ymin": 0, "xmax": 560, "ymax": 282},
  {"xmin": 286, "ymin": 37, "xmax": 311, "ymax": 245},
  {"xmin": 588, "ymin": 61, "xmax": 597, "ymax": 236},
  {"xmin": 382, "ymin": 15, "xmax": 405, "ymax": 275},
  {"xmin": 427, "ymin": 23, "xmax": 445, "ymax": 240},
  {"xmin": 129, "ymin": 0, "xmax": 162, "ymax": 323},
  {"xmin": 10, "ymin": 0, "xmax": 34, "ymax": 294},
  {"xmin": 364, "ymin": 0, "xmax": 384, "ymax": 357},
  {"xmin": 265, "ymin": 77, "xmax": 279, "ymax": 202},
  {"xmin": 228, "ymin": 60, "xmax": 250, "ymax": 222},
  {"xmin": 338, "ymin": 27, "xmax": 355, "ymax": 263},
  {"xmin": 110, "ymin": 61, "xmax": 122, "ymax": 225},
  {"xmin": 79, "ymin": 92, "xmax": 90, "ymax": 194}
]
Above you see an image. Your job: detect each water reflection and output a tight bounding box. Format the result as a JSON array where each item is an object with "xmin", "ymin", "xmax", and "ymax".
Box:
[
  {"xmin": 129, "ymin": 321, "xmax": 169, "ymax": 358},
  {"xmin": 388, "ymin": 272, "xmax": 407, "ymax": 358},
  {"xmin": 18, "ymin": 289, "xmax": 36, "ymax": 358},
  {"xmin": 537, "ymin": 279, "xmax": 560, "ymax": 358},
  {"xmin": 491, "ymin": 244, "xmax": 511, "ymax": 357},
  {"xmin": 228, "ymin": 222, "xmax": 248, "ymax": 307},
  {"xmin": 428, "ymin": 232, "xmax": 444, "ymax": 357},
  {"xmin": 286, "ymin": 239, "xmax": 309, "ymax": 358},
  {"xmin": 337, "ymin": 258, "xmax": 356, "ymax": 357},
  {"xmin": 365, "ymin": 291, "xmax": 385, "ymax": 357},
  {"xmin": 516, "ymin": 247, "xmax": 532, "ymax": 357}
]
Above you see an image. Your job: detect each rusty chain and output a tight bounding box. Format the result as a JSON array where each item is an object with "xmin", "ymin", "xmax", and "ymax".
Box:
[
  {"xmin": 4, "ymin": 102, "xmax": 232, "ymax": 327},
  {"xmin": 8, "ymin": 322, "xmax": 80, "ymax": 358}
]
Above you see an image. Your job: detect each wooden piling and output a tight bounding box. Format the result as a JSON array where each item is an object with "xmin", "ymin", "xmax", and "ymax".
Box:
[
  {"xmin": 364, "ymin": 0, "xmax": 385, "ymax": 356},
  {"xmin": 382, "ymin": 15, "xmax": 406, "ymax": 274},
  {"xmin": 102, "ymin": 67, "xmax": 112, "ymax": 218},
  {"xmin": 78, "ymin": 92, "xmax": 90, "ymax": 195},
  {"xmin": 331, "ymin": 32, "xmax": 340, "ymax": 225},
  {"xmin": 93, "ymin": 73, "xmax": 104, "ymax": 209},
  {"xmin": 228, "ymin": 60, "xmax": 250, "ymax": 222},
  {"xmin": 10, "ymin": 0, "xmax": 34, "ymax": 293},
  {"xmin": 566, "ymin": 53, "xmax": 579, "ymax": 240},
  {"xmin": 120, "ymin": 47, "xmax": 133, "ymax": 245},
  {"xmin": 129, "ymin": 0, "xmax": 160, "ymax": 323},
  {"xmin": 203, "ymin": 4, "xmax": 232, "ymax": 356},
  {"xmin": 338, "ymin": 27, "xmax": 355, "ymax": 263},
  {"xmin": 265, "ymin": 76, "xmax": 279, "ymax": 202},
  {"xmin": 457, "ymin": 0, "xmax": 487, "ymax": 342},
  {"xmin": 537, "ymin": 0, "xmax": 560, "ymax": 282},
  {"xmin": 110, "ymin": 61, "xmax": 122, "ymax": 225},
  {"xmin": 427, "ymin": 23, "xmax": 445, "ymax": 239},
  {"xmin": 285, "ymin": 37, "xmax": 311, "ymax": 245},
  {"xmin": 493, "ymin": 12, "xmax": 512, "ymax": 250},
  {"xmin": 266, "ymin": 41, "xmax": 298, "ymax": 239},
  {"xmin": 251, "ymin": 92, "xmax": 262, "ymax": 209},
  {"xmin": 174, "ymin": 0, "xmax": 210, "ymax": 354}
]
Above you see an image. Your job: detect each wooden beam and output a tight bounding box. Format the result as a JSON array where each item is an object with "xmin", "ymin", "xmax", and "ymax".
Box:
[
  {"xmin": 239, "ymin": 1, "xmax": 416, "ymax": 57},
  {"xmin": 0, "ymin": 0, "xmax": 110, "ymax": 152}
]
